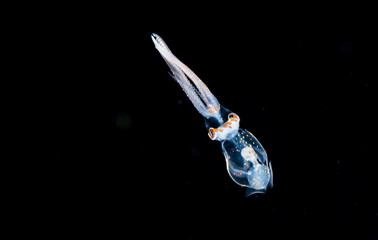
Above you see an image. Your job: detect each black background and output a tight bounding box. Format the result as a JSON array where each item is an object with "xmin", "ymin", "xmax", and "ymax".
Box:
[{"xmin": 11, "ymin": 3, "xmax": 377, "ymax": 239}]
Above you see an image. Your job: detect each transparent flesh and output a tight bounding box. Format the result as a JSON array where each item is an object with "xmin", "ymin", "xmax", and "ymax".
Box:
[{"xmin": 221, "ymin": 129, "xmax": 272, "ymax": 192}]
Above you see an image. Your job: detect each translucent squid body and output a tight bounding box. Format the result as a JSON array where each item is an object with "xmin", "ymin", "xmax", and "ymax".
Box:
[{"xmin": 151, "ymin": 33, "xmax": 273, "ymax": 196}]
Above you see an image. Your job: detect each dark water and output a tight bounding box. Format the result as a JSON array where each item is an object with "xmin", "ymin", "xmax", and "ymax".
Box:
[{"xmin": 17, "ymin": 4, "xmax": 377, "ymax": 239}]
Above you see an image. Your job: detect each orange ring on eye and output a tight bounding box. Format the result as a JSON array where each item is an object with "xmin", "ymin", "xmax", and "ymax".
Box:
[
  {"xmin": 208, "ymin": 128, "xmax": 217, "ymax": 140},
  {"xmin": 228, "ymin": 113, "xmax": 239, "ymax": 121}
]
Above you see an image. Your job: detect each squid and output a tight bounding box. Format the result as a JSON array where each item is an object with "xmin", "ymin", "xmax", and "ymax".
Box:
[{"xmin": 151, "ymin": 33, "xmax": 273, "ymax": 196}]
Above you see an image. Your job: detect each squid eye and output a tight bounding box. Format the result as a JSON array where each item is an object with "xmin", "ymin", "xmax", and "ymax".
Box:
[
  {"xmin": 228, "ymin": 113, "xmax": 239, "ymax": 121},
  {"xmin": 208, "ymin": 127, "xmax": 217, "ymax": 140}
]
